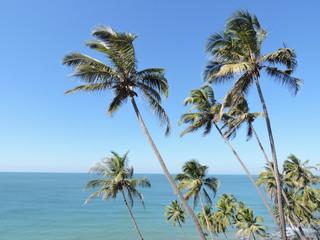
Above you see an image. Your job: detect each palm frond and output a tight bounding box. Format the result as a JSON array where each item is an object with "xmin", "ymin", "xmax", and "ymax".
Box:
[
  {"xmin": 265, "ymin": 67, "xmax": 302, "ymax": 95},
  {"xmin": 137, "ymin": 70, "xmax": 168, "ymax": 98},
  {"xmin": 84, "ymin": 179, "xmax": 110, "ymax": 189},
  {"xmin": 64, "ymin": 83, "xmax": 110, "ymax": 94},
  {"xmin": 85, "ymin": 39, "xmax": 110, "ymax": 55},
  {"xmin": 70, "ymin": 65, "xmax": 118, "ymax": 84},
  {"xmin": 138, "ymin": 91, "xmax": 171, "ymax": 136},
  {"xmin": 107, "ymin": 92, "xmax": 128, "ymax": 115},
  {"xmin": 84, "ymin": 187, "xmax": 108, "ymax": 204},
  {"xmin": 63, "ymin": 52, "xmax": 107, "ymax": 69},
  {"xmin": 91, "ymin": 25, "xmax": 137, "ymax": 74},
  {"xmin": 202, "ymin": 188, "xmax": 213, "ymax": 206},
  {"xmin": 260, "ymin": 48, "xmax": 297, "ymax": 70}
]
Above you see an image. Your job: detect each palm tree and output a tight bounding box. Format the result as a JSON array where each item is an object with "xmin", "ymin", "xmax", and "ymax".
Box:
[
  {"xmin": 63, "ymin": 26, "xmax": 206, "ymax": 240},
  {"xmin": 283, "ymin": 155, "xmax": 318, "ymax": 190},
  {"xmin": 223, "ymin": 96, "xmax": 307, "ymax": 239},
  {"xmin": 179, "ymin": 85, "xmax": 279, "ymax": 229},
  {"xmin": 175, "ymin": 160, "xmax": 219, "ymax": 240},
  {"xmin": 204, "ymin": 10, "xmax": 303, "ymax": 238},
  {"xmin": 235, "ymin": 206, "xmax": 267, "ymax": 240},
  {"xmin": 213, "ymin": 194, "xmax": 237, "ymax": 238},
  {"xmin": 83, "ymin": 151, "xmax": 150, "ymax": 240},
  {"xmin": 258, "ymin": 158, "xmax": 320, "ymax": 239},
  {"xmin": 165, "ymin": 200, "xmax": 188, "ymax": 238},
  {"xmin": 197, "ymin": 206, "xmax": 217, "ymax": 237}
]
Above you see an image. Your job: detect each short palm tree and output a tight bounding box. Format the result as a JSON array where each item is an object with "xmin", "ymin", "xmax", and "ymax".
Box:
[
  {"xmin": 175, "ymin": 160, "xmax": 219, "ymax": 240},
  {"xmin": 197, "ymin": 206, "xmax": 217, "ymax": 237},
  {"xmin": 213, "ymin": 194, "xmax": 237, "ymax": 237},
  {"xmin": 165, "ymin": 200, "xmax": 188, "ymax": 238},
  {"xmin": 235, "ymin": 206, "xmax": 267, "ymax": 240},
  {"xmin": 84, "ymin": 151, "xmax": 150, "ymax": 240},
  {"xmin": 283, "ymin": 154, "xmax": 318, "ymax": 190},
  {"xmin": 179, "ymin": 85, "xmax": 278, "ymax": 229},
  {"xmin": 204, "ymin": 10, "xmax": 303, "ymax": 238},
  {"xmin": 63, "ymin": 26, "xmax": 206, "ymax": 239}
]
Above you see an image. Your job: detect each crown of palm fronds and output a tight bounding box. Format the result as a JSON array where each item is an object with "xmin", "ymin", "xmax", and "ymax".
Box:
[{"xmin": 63, "ymin": 25, "xmax": 171, "ymax": 135}]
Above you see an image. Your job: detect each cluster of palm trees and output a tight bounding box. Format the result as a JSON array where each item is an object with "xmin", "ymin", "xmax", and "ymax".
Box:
[
  {"xmin": 166, "ymin": 161, "xmax": 267, "ymax": 240},
  {"xmin": 257, "ymin": 155, "xmax": 320, "ymax": 239},
  {"xmin": 62, "ymin": 8, "xmax": 319, "ymax": 240}
]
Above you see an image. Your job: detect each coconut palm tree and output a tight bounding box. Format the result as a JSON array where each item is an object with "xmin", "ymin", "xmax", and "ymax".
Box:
[
  {"xmin": 165, "ymin": 200, "xmax": 188, "ymax": 238},
  {"xmin": 179, "ymin": 85, "xmax": 279, "ymax": 229},
  {"xmin": 283, "ymin": 155, "xmax": 319, "ymax": 190},
  {"xmin": 197, "ymin": 206, "xmax": 217, "ymax": 237},
  {"xmin": 63, "ymin": 26, "xmax": 206, "ymax": 240},
  {"xmin": 235, "ymin": 206, "xmax": 267, "ymax": 240},
  {"xmin": 204, "ymin": 10, "xmax": 303, "ymax": 238},
  {"xmin": 258, "ymin": 158, "xmax": 320, "ymax": 239},
  {"xmin": 83, "ymin": 151, "xmax": 150, "ymax": 240},
  {"xmin": 175, "ymin": 160, "xmax": 219, "ymax": 240},
  {"xmin": 213, "ymin": 194, "xmax": 237, "ymax": 237},
  {"xmin": 223, "ymin": 97, "xmax": 307, "ymax": 239}
]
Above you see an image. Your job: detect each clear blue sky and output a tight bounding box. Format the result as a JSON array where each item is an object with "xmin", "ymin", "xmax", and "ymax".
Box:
[{"xmin": 1, "ymin": 0, "xmax": 319, "ymax": 174}]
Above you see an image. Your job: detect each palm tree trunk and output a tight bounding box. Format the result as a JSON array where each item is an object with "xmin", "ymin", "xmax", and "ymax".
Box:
[
  {"xmin": 287, "ymin": 217, "xmax": 301, "ymax": 239},
  {"xmin": 254, "ymin": 75, "xmax": 287, "ymax": 240},
  {"xmin": 213, "ymin": 123, "xmax": 280, "ymax": 230},
  {"xmin": 199, "ymin": 194, "xmax": 215, "ymax": 240},
  {"xmin": 251, "ymin": 230, "xmax": 257, "ymax": 240},
  {"xmin": 130, "ymin": 96, "xmax": 207, "ymax": 240},
  {"xmin": 121, "ymin": 189, "xmax": 144, "ymax": 240},
  {"xmin": 250, "ymin": 125, "xmax": 307, "ymax": 239}
]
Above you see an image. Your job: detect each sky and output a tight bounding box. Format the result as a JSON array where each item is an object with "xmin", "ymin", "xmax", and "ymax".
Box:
[{"xmin": 1, "ymin": 0, "xmax": 319, "ymax": 174}]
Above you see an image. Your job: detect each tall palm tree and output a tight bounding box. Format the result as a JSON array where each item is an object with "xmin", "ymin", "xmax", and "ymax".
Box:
[
  {"xmin": 63, "ymin": 26, "xmax": 206, "ymax": 240},
  {"xmin": 83, "ymin": 151, "xmax": 150, "ymax": 240},
  {"xmin": 165, "ymin": 200, "xmax": 188, "ymax": 238},
  {"xmin": 204, "ymin": 10, "xmax": 303, "ymax": 238},
  {"xmin": 235, "ymin": 206, "xmax": 267, "ymax": 240},
  {"xmin": 179, "ymin": 85, "xmax": 279, "ymax": 229},
  {"xmin": 175, "ymin": 160, "xmax": 219, "ymax": 240},
  {"xmin": 223, "ymin": 96, "xmax": 307, "ymax": 239}
]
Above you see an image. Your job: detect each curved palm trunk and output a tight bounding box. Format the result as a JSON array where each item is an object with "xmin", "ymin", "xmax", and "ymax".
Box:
[
  {"xmin": 121, "ymin": 189, "xmax": 144, "ymax": 240},
  {"xmin": 199, "ymin": 194, "xmax": 215, "ymax": 240},
  {"xmin": 213, "ymin": 123, "xmax": 280, "ymax": 230},
  {"xmin": 254, "ymin": 75, "xmax": 287, "ymax": 239},
  {"xmin": 130, "ymin": 96, "xmax": 207, "ymax": 240},
  {"xmin": 250, "ymin": 125, "xmax": 307, "ymax": 239}
]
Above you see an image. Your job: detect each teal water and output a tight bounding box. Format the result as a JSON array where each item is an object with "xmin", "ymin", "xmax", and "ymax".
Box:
[{"xmin": 0, "ymin": 173, "xmax": 275, "ymax": 240}]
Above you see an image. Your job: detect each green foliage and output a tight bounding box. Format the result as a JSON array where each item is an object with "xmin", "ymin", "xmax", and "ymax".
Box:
[
  {"xmin": 196, "ymin": 194, "xmax": 267, "ymax": 239},
  {"xmin": 63, "ymin": 25, "xmax": 170, "ymax": 135},
  {"xmin": 179, "ymin": 85, "xmax": 222, "ymax": 137},
  {"xmin": 204, "ymin": 10, "xmax": 302, "ymax": 112},
  {"xmin": 175, "ymin": 160, "xmax": 219, "ymax": 210},
  {"xmin": 84, "ymin": 151, "xmax": 150, "ymax": 207},
  {"xmin": 165, "ymin": 200, "xmax": 187, "ymax": 228},
  {"xmin": 258, "ymin": 155, "xmax": 320, "ymax": 232}
]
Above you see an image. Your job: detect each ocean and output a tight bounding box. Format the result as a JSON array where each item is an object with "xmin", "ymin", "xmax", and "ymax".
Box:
[{"xmin": 0, "ymin": 173, "xmax": 276, "ymax": 240}]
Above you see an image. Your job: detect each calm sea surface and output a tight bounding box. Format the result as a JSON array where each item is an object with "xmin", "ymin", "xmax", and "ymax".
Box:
[{"xmin": 0, "ymin": 173, "xmax": 276, "ymax": 240}]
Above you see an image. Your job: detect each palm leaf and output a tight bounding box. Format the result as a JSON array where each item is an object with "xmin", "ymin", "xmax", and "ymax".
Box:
[{"xmin": 265, "ymin": 67, "xmax": 302, "ymax": 95}]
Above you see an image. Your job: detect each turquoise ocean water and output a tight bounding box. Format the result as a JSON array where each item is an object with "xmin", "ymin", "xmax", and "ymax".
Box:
[{"xmin": 0, "ymin": 173, "xmax": 276, "ymax": 240}]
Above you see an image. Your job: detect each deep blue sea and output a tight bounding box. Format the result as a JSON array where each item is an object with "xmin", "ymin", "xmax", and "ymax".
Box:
[{"xmin": 0, "ymin": 173, "xmax": 276, "ymax": 240}]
